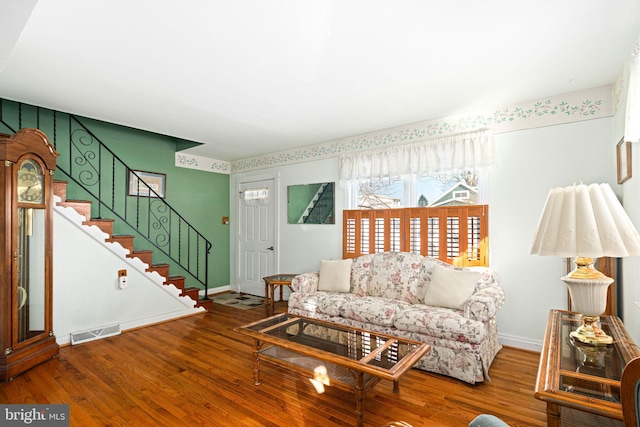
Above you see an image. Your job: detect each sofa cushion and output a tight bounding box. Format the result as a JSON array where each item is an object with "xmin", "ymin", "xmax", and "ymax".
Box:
[
  {"xmin": 291, "ymin": 272, "xmax": 320, "ymax": 293},
  {"xmin": 288, "ymin": 291, "xmax": 355, "ymax": 316},
  {"xmin": 394, "ymin": 305, "xmax": 486, "ymax": 344},
  {"xmin": 424, "ymin": 265, "xmax": 480, "ymax": 310},
  {"xmin": 350, "ymin": 254, "xmax": 375, "ymax": 296},
  {"xmin": 367, "ymin": 252, "xmax": 425, "ymax": 303},
  {"xmin": 318, "ymin": 259, "xmax": 353, "ymax": 292},
  {"xmin": 340, "ymin": 296, "xmax": 410, "ymax": 327}
]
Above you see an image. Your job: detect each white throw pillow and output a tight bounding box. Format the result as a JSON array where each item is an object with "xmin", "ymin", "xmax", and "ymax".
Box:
[
  {"xmin": 318, "ymin": 259, "xmax": 353, "ymax": 292},
  {"xmin": 424, "ymin": 265, "xmax": 480, "ymax": 310}
]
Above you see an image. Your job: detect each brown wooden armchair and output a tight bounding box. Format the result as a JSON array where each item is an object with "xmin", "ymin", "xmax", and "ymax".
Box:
[{"xmin": 622, "ymin": 356, "xmax": 640, "ymax": 427}]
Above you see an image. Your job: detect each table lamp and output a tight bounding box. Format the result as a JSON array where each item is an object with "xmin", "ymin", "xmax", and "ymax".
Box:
[{"xmin": 530, "ymin": 183, "xmax": 640, "ymax": 345}]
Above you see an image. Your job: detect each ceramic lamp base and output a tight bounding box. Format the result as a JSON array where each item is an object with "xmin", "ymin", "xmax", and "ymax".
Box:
[
  {"xmin": 562, "ymin": 259, "xmax": 614, "ymax": 346},
  {"xmin": 569, "ymin": 316, "xmax": 613, "ymax": 345}
]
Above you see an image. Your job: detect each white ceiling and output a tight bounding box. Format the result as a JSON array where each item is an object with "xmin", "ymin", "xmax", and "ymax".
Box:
[{"xmin": 1, "ymin": 1, "xmax": 639, "ymax": 162}]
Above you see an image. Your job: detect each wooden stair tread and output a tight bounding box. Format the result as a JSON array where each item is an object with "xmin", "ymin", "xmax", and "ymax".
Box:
[
  {"xmin": 84, "ymin": 218, "xmax": 116, "ymax": 236},
  {"xmin": 196, "ymin": 299, "xmax": 213, "ymax": 311},
  {"xmin": 58, "ymin": 200, "xmax": 92, "ymax": 219},
  {"xmin": 107, "ymin": 235, "xmax": 135, "ymax": 243},
  {"xmin": 107, "ymin": 235, "xmax": 135, "ymax": 252},
  {"xmin": 148, "ymin": 263, "xmax": 170, "ymax": 278},
  {"xmin": 53, "ymin": 180, "xmax": 69, "ymax": 202},
  {"xmin": 182, "ymin": 287, "xmax": 200, "ymax": 296},
  {"xmin": 130, "ymin": 250, "xmax": 153, "ymax": 266},
  {"xmin": 166, "ymin": 276, "xmax": 185, "ymax": 290},
  {"xmin": 106, "ymin": 235, "xmax": 135, "ymax": 241},
  {"xmin": 59, "ymin": 199, "xmax": 93, "ymax": 204}
]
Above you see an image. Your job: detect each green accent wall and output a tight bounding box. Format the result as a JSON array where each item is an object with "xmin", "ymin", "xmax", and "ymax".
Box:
[{"xmin": 0, "ymin": 99, "xmax": 230, "ymax": 291}]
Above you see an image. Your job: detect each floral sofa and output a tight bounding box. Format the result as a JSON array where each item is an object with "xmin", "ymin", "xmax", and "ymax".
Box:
[{"xmin": 287, "ymin": 252, "xmax": 505, "ymax": 384}]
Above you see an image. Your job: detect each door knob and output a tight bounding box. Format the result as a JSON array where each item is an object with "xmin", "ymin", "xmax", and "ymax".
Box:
[{"xmin": 267, "ymin": 246, "xmax": 274, "ymax": 251}]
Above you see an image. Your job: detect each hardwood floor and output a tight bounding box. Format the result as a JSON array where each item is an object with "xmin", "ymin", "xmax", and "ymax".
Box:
[{"xmin": 0, "ymin": 303, "xmax": 547, "ymax": 426}]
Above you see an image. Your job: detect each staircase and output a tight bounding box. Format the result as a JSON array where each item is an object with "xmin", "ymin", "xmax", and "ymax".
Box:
[
  {"xmin": 1, "ymin": 99, "xmax": 213, "ymax": 309},
  {"xmin": 53, "ymin": 179, "xmax": 213, "ymax": 311}
]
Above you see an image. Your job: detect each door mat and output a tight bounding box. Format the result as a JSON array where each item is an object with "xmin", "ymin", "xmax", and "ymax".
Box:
[{"xmin": 211, "ymin": 292, "xmax": 264, "ymax": 310}]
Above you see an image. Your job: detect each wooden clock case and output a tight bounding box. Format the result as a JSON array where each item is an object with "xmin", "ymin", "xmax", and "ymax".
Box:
[{"xmin": 0, "ymin": 128, "xmax": 59, "ymax": 380}]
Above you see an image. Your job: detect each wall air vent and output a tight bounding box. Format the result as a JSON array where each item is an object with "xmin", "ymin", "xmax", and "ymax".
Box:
[{"xmin": 70, "ymin": 324, "xmax": 121, "ymax": 345}]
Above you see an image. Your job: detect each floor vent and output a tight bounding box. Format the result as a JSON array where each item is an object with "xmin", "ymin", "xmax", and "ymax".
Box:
[{"xmin": 70, "ymin": 324, "xmax": 121, "ymax": 345}]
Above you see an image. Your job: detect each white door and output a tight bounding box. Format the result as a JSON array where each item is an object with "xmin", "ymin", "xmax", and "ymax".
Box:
[{"xmin": 238, "ymin": 179, "xmax": 276, "ymax": 296}]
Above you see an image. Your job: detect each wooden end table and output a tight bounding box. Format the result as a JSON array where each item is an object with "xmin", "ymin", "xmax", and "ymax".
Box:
[
  {"xmin": 535, "ymin": 309, "xmax": 640, "ymax": 426},
  {"xmin": 263, "ymin": 274, "xmax": 297, "ymax": 316}
]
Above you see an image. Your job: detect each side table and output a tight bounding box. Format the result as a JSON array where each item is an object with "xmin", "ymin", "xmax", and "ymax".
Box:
[
  {"xmin": 262, "ymin": 274, "xmax": 298, "ymax": 316},
  {"xmin": 535, "ymin": 309, "xmax": 640, "ymax": 426}
]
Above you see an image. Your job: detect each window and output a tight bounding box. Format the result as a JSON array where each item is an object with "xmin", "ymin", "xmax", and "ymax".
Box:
[
  {"xmin": 354, "ymin": 171, "xmax": 481, "ymax": 209},
  {"xmin": 344, "ymin": 171, "xmax": 488, "ymax": 266},
  {"xmin": 358, "ymin": 179, "xmax": 404, "ymax": 208},
  {"xmin": 340, "ymin": 131, "xmax": 492, "ymax": 266},
  {"xmin": 453, "ymin": 190, "xmax": 470, "ymax": 200},
  {"xmin": 243, "ymin": 187, "xmax": 270, "ymax": 205}
]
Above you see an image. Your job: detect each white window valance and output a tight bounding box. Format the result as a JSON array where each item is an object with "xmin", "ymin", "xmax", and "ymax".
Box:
[
  {"xmin": 339, "ymin": 129, "xmax": 494, "ymax": 184},
  {"xmin": 625, "ymin": 34, "xmax": 640, "ymax": 143}
]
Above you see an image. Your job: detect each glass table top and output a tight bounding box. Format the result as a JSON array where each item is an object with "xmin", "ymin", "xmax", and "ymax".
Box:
[
  {"xmin": 240, "ymin": 313, "xmax": 423, "ymax": 370},
  {"xmin": 262, "ymin": 274, "xmax": 298, "ymax": 283},
  {"xmin": 557, "ymin": 311, "xmax": 625, "ymax": 403}
]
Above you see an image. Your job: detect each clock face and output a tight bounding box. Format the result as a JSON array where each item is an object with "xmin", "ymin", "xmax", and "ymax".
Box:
[{"xmin": 17, "ymin": 159, "xmax": 45, "ymax": 204}]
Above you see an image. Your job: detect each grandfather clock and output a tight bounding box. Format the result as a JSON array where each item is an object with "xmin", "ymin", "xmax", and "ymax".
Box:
[{"xmin": 0, "ymin": 128, "xmax": 59, "ymax": 380}]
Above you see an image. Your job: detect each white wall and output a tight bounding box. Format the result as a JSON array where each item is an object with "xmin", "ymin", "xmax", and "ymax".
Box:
[
  {"xmin": 490, "ymin": 117, "xmax": 616, "ymax": 349},
  {"xmin": 276, "ymin": 158, "xmax": 343, "ymax": 273},
  {"xmin": 617, "ymin": 106, "xmax": 640, "ymax": 345},
  {"xmin": 621, "ymin": 157, "xmax": 640, "ymax": 344},
  {"xmin": 230, "ymin": 117, "xmax": 620, "ymax": 351},
  {"xmin": 229, "ymin": 158, "xmax": 342, "ymax": 291}
]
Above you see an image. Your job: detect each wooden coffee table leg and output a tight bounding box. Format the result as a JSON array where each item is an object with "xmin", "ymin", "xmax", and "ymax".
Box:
[
  {"xmin": 355, "ymin": 371, "xmax": 365, "ymax": 427},
  {"xmin": 547, "ymin": 402, "xmax": 560, "ymax": 427},
  {"xmin": 253, "ymin": 339, "xmax": 261, "ymax": 385}
]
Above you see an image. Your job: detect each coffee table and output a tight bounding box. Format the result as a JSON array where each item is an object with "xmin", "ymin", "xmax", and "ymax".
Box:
[{"xmin": 234, "ymin": 313, "xmax": 430, "ymax": 426}]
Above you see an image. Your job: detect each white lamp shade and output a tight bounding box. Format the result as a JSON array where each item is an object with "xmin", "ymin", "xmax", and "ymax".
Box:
[{"xmin": 530, "ymin": 183, "xmax": 640, "ymax": 258}]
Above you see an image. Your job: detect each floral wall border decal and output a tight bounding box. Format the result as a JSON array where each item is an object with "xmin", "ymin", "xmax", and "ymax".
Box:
[
  {"xmin": 175, "ymin": 152, "xmax": 230, "ymax": 174},
  {"xmin": 176, "ymin": 85, "xmax": 612, "ymax": 175}
]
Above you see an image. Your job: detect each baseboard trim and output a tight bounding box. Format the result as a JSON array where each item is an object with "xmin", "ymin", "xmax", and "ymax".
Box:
[
  {"xmin": 56, "ymin": 308, "xmax": 205, "ymax": 346},
  {"xmin": 499, "ymin": 333, "xmax": 542, "ymax": 353},
  {"xmin": 202, "ymin": 285, "xmax": 231, "ymax": 297}
]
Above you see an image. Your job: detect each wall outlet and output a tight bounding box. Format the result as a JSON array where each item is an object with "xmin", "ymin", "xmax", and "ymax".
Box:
[{"xmin": 118, "ymin": 270, "xmax": 128, "ymax": 289}]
